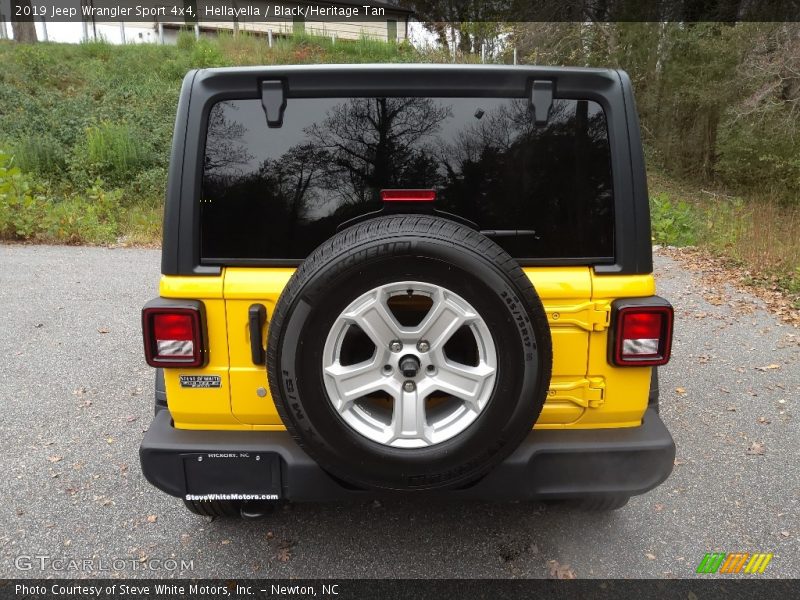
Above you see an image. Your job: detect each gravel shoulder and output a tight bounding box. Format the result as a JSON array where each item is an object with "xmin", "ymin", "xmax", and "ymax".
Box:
[{"xmin": 0, "ymin": 244, "xmax": 796, "ymax": 579}]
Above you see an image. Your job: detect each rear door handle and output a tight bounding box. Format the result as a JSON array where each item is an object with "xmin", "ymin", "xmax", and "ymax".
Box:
[{"xmin": 248, "ymin": 304, "xmax": 267, "ymax": 365}]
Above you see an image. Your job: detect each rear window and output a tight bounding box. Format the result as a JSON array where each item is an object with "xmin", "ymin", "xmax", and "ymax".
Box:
[{"xmin": 200, "ymin": 96, "xmax": 614, "ymax": 263}]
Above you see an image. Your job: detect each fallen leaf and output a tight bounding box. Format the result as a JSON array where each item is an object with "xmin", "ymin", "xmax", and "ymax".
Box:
[
  {"xmin": 147, "ymin": 515, "xmax": 157, "ymax": 523},
  {"xmin": 276, "ymin": 547, "xmax": 291, "ymax": 562},
  {"xmin": 646, "ymin": 553, "xmax": 657, "ymax": 560},
  {"xmin": 654, "ymin": 503, "xmax": 665, "ymax": 512},
  {"xmin": 674, "ymin": 458, "xmax": 687, "ymax": 466},
  {"xmin": 125, "ymin": 415, "xmax": 138, "ymax": 423},
  {"xmin": 726, "ymin": 406, "xmax": 737, "ymax": 411},
  {"xmin": 757, "ymin": 417, "xmax": 771, "ymax": 425},
  {"xmin": 547, "ymin": 559, "xmax": 576, "ymax": 579},
  {"xmin": 47, "ymin": 455, "xmax": 63, "ymax": 463},
  {"xmin": 266, "ymin": 531, "xmax": 274, "ymax": 540},
  {"xmin": 746, "ymin": 441, "xmax": 766, "ymax": 455},
  {"xmin": 675, "ymin": 387, "xmax": 687, "ymax": 395},
  {"xmin": 106, "ymin": 437, "xmax": 114, "ymax": 444},
  {"xmin": 755, "ymin": 364, "xmax": 781, "ymax": 371},
  {"xmin": 221, "ymin": 539, "xmax": 231, "ymax": 545},
  {"xmin": 97, "ymin": 327, "xmax": 110, "ymax": 334},
  {"xmin": 780, "ymin": 531, "xmax": 790, "ymax": 538}
]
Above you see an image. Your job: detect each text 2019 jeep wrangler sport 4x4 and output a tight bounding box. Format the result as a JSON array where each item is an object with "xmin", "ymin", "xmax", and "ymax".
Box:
[{"xmin": 140, "ymin": 64, "xmax": 675, "ymax": 517}]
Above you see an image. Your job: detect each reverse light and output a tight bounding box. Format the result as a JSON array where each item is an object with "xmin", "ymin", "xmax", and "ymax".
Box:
[
  {"xmin": 142, "ymin": 304, "xmax": 206, "ymax": 368},
  {"xmin": 609, "ymin": 299, "xmax": 673, "ymax": 367}
]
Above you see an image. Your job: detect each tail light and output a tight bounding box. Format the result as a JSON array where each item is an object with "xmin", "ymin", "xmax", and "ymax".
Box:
[
  {"xmin": 609, "ymin": 298, "xmax": 673, "ymax": 367},
  {"xmin": 142, "ymin": 301, "xmax": 207, "ymax": 368}
]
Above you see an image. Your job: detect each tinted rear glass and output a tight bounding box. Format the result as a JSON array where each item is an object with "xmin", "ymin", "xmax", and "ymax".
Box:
[{"xmin": 201, "ymin": 96, "xmax": 614, "ymax": 262}]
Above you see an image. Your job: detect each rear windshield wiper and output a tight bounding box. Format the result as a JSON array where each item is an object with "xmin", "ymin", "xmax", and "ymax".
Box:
[{"xmin": 481, "ymin": 230, "xmax": 538, "ymax": 237}]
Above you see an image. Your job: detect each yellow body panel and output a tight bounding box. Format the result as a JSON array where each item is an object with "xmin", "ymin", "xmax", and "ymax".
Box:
[
  {"xmin": 158, "ymin": 268, "xmax": 656, "ymax": 431},
  {"xmin": 158, "ymin": 275, "xmax": 239, "ymax": 426}
]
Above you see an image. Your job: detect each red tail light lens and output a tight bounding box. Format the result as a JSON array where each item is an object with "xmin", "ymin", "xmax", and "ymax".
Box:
[
  {"xmin": 380, "ymin": 189, "xmax": 437, "ymax": 202},
  {"xmin": 142, "ymin": 306, "xmax": 205, "ymax": 368},
  {"xmin": 153, "ymin": 313, "xmax": 193, "ymax": 341},
  {"xmin": 611, "ymin": 302, "xmax": 673, "ymax": 366}
]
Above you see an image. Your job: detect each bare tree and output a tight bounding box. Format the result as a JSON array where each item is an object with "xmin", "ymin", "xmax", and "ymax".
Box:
[
  {"xmin": 308, "ymin": 97, "xmax": 450, "ymax": 204},
  {"xmin": 204, "ymin": 103, "xmax": 252, "ymax": 173}
]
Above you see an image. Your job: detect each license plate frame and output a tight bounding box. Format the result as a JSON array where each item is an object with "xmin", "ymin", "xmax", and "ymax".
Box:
[{"xmin": 182, "ymin": 452, "xmax": 281, "ymax": 498}]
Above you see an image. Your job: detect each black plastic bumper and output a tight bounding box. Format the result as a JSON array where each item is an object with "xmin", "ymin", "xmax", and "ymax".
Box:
[{"xmin": 140, "ymin": 408, "xmax": 675, "ymax": 501}]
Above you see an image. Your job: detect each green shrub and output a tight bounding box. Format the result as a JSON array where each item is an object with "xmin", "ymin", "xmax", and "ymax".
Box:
[
  {"xmin": 80, "ymin": 122, "xmax": 153, "ymax": 184},
  {"xmin": 120, "ymin": 201, "xmax": 162, "ymax": 245},
  {"xmin": 649, "ymin": 193, "xmax": 698, "ymax": 246},
  {"xmin": 42, "ymin": 194, "xmax": 117, "ymax": 244},
  {"xmin": 130, "ymin": 166, "xmax": 167, "ymax": 203},
  {"xmin": 0, "ymin": 152, "xmax": 49, "ymax": 239},
  {"xmin": 13, "ymin": 136, "xmax": 67, "ymax": 174},
  {"xmin": 190, "ymin": 38, "xmax": 226, "ymax": 67},
  {"xmin": 698, "ymin": 196, "xmax": 748, "ymax": 249},
  {"xmin": 0, "ymin": 152, "xmax": 121, "ymax": 244},
  {"xmin": 717, "ymin": 111, "xmax": 800, "ymax": 200}
]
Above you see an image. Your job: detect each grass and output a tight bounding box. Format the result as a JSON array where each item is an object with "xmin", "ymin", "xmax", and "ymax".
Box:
[{"xmin": 649, "ymin": 171, "xmax": 800, "ymax": 302}]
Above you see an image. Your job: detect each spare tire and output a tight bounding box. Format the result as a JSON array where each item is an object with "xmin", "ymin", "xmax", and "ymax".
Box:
[{"xmin": 266, "ymin": 215, "xmax": 552, "ymax": 491}]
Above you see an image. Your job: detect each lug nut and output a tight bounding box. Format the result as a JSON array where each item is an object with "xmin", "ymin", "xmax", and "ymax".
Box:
[
  {"xmin": 389, "ymin": 340, "xmax": 403, "ymax": 352},
  {"xmin": 426, "ymin": 365, "xmax": 436, "ymax": 375},
  {"xmin": 416, "ymin": 340, "xmax": 430, "ymax": 352},
  {"xmin": 403, "ymin": 381, "xmax": 416, "ymax": 393},
  {"xmin": 382, "ymin": 365, "xmax": 393, "ymax": 375}
]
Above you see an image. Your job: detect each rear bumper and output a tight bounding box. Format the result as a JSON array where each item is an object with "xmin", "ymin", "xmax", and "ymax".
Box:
[{"xmin": 140, "ymin": 408, "xmax": 675, "ymax": 501}]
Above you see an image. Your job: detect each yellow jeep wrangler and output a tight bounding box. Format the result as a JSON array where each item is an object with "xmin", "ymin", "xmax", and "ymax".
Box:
[{"xmin": 140, "ymin": 65, "xmax": 675, "ymax": 518}]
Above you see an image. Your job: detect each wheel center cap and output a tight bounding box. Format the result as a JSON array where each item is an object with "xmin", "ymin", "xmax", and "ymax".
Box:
[{"xmin": 399, "ymin": 354, "xmax": 421, "ymax": 378}]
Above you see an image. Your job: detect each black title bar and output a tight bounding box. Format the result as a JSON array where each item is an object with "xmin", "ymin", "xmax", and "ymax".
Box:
[
  {"xmin": 3, "ymin": 579, "xmax": 800, "ymax": 600},
  {"xmin": 5, "ymin": 0, "xmax": 800, "ymax": 23}
]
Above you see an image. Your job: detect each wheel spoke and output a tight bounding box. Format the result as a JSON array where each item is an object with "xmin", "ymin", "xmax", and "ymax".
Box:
[
  {"xmin": 390, "ymin": 385, "xmax": 430, "ymax": 443},
  {"xmin": 345, "ymin": 293, "xmax": 403, "ymax": 348},
  {"xmin": 323, "ymin": 360, "xmax": 388, "ymax": 411},
  {"xmin": 430, "ymin": 360, "xmax": 495, "ymax": 410},
  {"xmin": 415, "ymin": 291, "xmax": 475, "ymax": 349}
]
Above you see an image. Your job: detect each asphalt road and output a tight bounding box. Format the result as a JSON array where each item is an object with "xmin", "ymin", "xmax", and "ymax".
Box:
[{"xmin": 0, "ymin": 244, "xmax": 797, "ymax": 579}]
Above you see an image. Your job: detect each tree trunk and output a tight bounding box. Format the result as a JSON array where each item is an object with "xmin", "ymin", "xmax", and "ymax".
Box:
[{"xmin": 11, "ymin": 0, "xmax": 38, "ymax": 43}]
